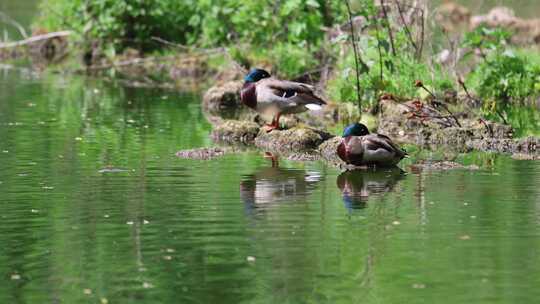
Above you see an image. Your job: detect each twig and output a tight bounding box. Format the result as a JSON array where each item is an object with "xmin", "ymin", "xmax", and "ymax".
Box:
[
  {"xmin": 394, "ymin": 0, "xmax": 418, "ymax": 56},
  {"xmin": 151, "ymin": 36, "xmax": 225, "ymax": 54},
  {"xmin": 84, "ymin": 56, "xmax": 177, "ymax": 71},
  {"xmin": 0, "ymin": 11, "xmax": 28, "ymax": 39},
  {"xmin": 458, "ymin": 77, "xmax": 473, "ymax": 100},
  {"xmin": 374, "ymin": 19, "xmax": 384, "ymax": 83},
  {"xmin": 344, "ymin": 0, "xmax": 363, "ymax": 113},
  {"xmin": 0, "ymin": 31, "xmax": 71, "ymax": 49},
  {"xmin": 415, "ymin": 80, "xmax": 462, "ymax": 127},
  {"xmin": 418, "ymin": 5, "xmax": 425, "ymax": 59},
  {"xmin": 478, "ymin": 118, "xmax": 494, "ymax": 137},
  {"xmin": 380, "ymin": 0, "xmax": 396, "ymax": 56}
]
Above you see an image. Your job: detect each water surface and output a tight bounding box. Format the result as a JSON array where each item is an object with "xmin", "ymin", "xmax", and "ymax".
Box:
[{"xmin": 1, "ymin": 69, "xmax": 540, "ymax": 304}]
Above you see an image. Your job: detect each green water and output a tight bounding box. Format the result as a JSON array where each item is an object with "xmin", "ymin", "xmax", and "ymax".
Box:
[{"xmin": 1, "ymin": 69, "xmax": 540, "ymax": 304}]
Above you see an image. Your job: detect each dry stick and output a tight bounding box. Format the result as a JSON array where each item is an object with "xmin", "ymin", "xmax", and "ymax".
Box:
[
  {"xmin": 151, "ymin": 36, "xmax": 225, "ymax": 54},
  {"xmin": 374, "ymin": 20, "xmax": 384, "ymax": 84},
  {"xmin": 0, "ymin": 31, "xmax": 71, "ymax": 49},
  {"xmin": 416, "ymin": 81, "xmax": 462, "ymax": 127},
  {"xmin": 380, "ymin": 0, "xmax": 396, "ymax": 56},
  {"xmin": 394, "ymin": 0, "xmax": 418, "ymax": 57},
  {"xmin": 418, "ymin": 6, "xmax": 425, "ymax": 59},
  {"xmin": 344, "ymin": 0, "xmax": 363, "ymax": 113}
]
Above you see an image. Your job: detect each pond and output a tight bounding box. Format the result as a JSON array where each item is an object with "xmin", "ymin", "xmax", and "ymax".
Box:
[{"xmin": 1, "ymin": 68, "xmax": 540, "ymax": 304}]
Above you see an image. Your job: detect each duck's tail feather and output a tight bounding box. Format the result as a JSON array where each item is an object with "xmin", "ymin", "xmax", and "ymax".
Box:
[{"xmin": 305, "ymin": 104, "xmax": 323, "ymax": 111}]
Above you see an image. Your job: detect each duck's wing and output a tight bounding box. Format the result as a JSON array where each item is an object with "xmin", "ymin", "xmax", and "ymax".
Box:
[
  {"xmin": 363, "ymin": 134, "xmax": 407, "ymax": 158},
  {"xmin": 258, "ymin": 78, "xmax": 326, "ymax": 106}
]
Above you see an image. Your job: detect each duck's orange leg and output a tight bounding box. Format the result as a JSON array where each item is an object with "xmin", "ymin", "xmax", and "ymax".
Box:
[{"xmin": 264, "ymin": 113, "xmax": 281, "ymax": 133}]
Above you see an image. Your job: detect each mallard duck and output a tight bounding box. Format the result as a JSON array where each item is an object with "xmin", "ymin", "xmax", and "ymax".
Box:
[
  {"xmin": 337, "ymin": 168, "xmax": 405, "ymax": 210},
  {"xmin": 240, "ymin": 68, "xmax": 327, "ymax": 131},
  {"xmin": 337, "ymin": 123, "xmax": 407, "ymax": 167}
]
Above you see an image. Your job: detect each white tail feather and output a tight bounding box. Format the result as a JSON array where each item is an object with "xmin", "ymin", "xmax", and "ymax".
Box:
[{"xmin": 305, "ymin": 104, "xmax": 322, "ymax": 111}]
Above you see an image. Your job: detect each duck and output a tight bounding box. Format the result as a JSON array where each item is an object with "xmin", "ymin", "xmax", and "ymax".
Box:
[
  {"xmin": 240, "ymin": 68, "xmax": 327, "ymax": 131},
  {"xmin": 337, "ymin": 123, "xmax": 407, "ymax": 167}
]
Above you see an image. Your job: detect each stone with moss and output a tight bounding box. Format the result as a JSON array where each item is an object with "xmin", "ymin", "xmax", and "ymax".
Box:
[
  {"xmin": 211, "ymin": 120, "xmax": 260, "ymax": 144},
  {"xmin": 317, "ymin": 136, "xmax": 344, "ymax": 166},
  {"xmin": 203, "ymin": 81, "xmax": 243, "ymax": 112},
  {"xmin": 255, "ymin": 127, "xmax": 333, "ymax": 154},
  {"xmin": 409, "ymin": 161, "xmax": 479, "ymax": 171}
]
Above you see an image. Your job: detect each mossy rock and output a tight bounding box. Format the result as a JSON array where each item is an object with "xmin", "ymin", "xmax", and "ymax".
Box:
[
  {"xmin": 409, "ymin": 161, "xmax": 479, "ymax": 171},
  {"xmin": 211, "ymin": 120, "xmax": 260, "ymax": 144},
  {"xmin": 466, "ymin": 136, "xmax": 539, "ymax": 154},
  {"xmin": 203, "ymin": 81, "xmax": 243, "ymax": 112},
  {"xmin": 317, "ymin": 136, "xmax": 344, "ymax": 166},
  {"xmin": 255, "ymin": 127, "xmax": 333, "ymax": 153}
]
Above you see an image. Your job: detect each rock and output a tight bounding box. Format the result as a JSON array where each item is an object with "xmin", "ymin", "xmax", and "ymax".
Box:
[
  {"xmin": 471, "ymin": 7, "xmax": 540, "ymax": 45},
  {"xmin": 466, "ymin": 136, "xmax": 539, "ymax": 155},
  {"xmin": 318, "ymin": 136, "xmax": 344, "ymax": 166},
  {"xmin": 211, "ymin": 120, "xmax": 260, "ymax": 144},
  {"xmin": 435, "ymin": 1, "xmax": 471, "ymax": 32},
  {"xmin": 409, "ymin": 161, "xmax": 479, "ymax": 171},
  {"xmin": 255, "ymin": 127, "xmax": 333, "ymax": 154},
  {"xmin": 378, "ymin": 97, "xmax": 519, "ymax": 153},
  {"xmin": 203, "ymin": 81, "xmax": 243, "ymax": 112},
  {"xmin": 512, "ymin": 153, "xmax": 540, "ymax": 160},
  {"xmin": 175, "ymin": 147, "xmax": 227, "ymax": 160}
]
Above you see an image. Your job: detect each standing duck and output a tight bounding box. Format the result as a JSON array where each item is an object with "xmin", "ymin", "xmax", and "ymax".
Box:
[
  {"xmin": 337, "ymin": 123, "xmax": 407, "ymax": 167},
  {"xmin": 240, "ymin": 68, "xmax": 327, "ymax": 131}
]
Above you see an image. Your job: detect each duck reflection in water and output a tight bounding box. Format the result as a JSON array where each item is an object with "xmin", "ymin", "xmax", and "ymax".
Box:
[
  {"xmin": 337, "ymin": 167, "xmax": 405, "ymax": 210},
  {"xmin": 240, "ymin": 154, "xmax": 322, "ymax": 211}
]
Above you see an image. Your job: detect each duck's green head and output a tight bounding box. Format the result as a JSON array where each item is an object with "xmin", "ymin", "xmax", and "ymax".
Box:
[
  {"xmin": 343, "ymin": 123, "xmax": 370, "ymax": 137},
  {"xmin": 244, "ymin": 68, "xmax": 271, "ymax": 83}
]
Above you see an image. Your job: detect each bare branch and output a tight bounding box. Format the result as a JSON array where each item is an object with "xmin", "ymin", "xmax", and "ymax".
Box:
[
  {"xmin": 344, "ymin": 0, "xmax": 363, "ymax": 113},
  {"xmin": 0, "ymin": 31, "xmax": 71, "ymax": 49},
  {"xmin": 0, "ymin": 11, "xmax": 28, "ymax": 39}
]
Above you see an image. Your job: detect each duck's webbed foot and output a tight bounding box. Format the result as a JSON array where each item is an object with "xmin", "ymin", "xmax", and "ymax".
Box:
[
  {"xmin": 263, "ymin": 114, "xmax": 282, "ymax": 133},
  {"xmin": 263, "ymin": 124, "xmax": 279, "ymax": 133}
]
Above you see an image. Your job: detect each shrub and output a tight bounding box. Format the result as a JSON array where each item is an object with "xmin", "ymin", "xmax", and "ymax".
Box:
[{"xmin": 463, "ymin": 26, "xmax": 540, "ymax": 123}]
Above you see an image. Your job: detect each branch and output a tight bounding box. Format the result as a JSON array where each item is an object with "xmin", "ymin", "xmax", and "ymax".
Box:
[
  {"xmin": 151, "ymin": 36, "xmax": 225, "ymax": 54},
  {"xmin": 344, "ymin": 0, "xmax": 363, "ymax": 113},
  {"xmin": 394, "ymin": 0, "xmax": 418, "ymax": 56},
  {"xmin": 0, "ymin": 31, "xmax": 71, "ymax": 49},
  {"xmin": 0, "ymin": 11, "xmax": 28, "ymax": 39},
  {"xmin": 380, "ymin": 0, "xmax": 396, "ymax": 56}
]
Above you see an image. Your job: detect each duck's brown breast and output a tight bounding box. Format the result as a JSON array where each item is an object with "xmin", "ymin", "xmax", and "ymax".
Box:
[{"xmin": 240, "ymin": 82, "xmax": 257, "ymax": 109}]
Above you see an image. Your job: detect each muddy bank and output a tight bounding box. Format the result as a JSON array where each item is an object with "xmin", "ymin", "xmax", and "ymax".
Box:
[{"xmin": 376, "ymin": 97, "xmax": 539, "ymax": 156}]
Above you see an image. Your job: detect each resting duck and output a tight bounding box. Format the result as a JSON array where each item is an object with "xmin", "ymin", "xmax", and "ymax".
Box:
[
  {"xmin": 337, "ymin": 123, "xmax": 407, "ymax": 167},
  {"xmin": 240, "ymin": 68, "xmax": 327, "ymax": 131}
]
